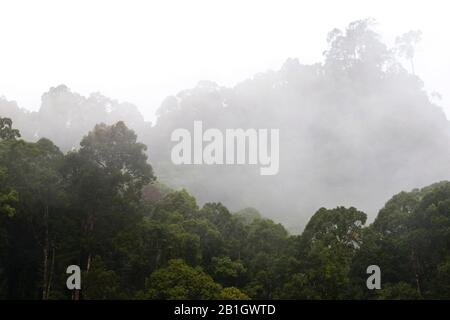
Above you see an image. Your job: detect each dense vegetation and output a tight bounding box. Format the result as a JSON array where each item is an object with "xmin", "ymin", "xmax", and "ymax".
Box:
[
  {"xmin": 2, "ymin": 20, "xmax": 450, "ymax": 231},
  {"xmin": 1, "ymin": 19, "xmax": 450, "ymax": 299},
  {"xmin": 1, "ymin": 117, "xmax": 450, "ymax": 300}
]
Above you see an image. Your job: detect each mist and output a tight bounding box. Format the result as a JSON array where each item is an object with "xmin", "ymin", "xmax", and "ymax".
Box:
[{"xmin": 2, "ymin": 18, "xmax": 449, "ymax": 232}]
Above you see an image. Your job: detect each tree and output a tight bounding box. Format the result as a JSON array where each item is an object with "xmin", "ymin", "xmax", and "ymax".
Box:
[
  {"xmin": 142, "ymin": 259, "xmax": 222, "ymax": 299},
  {"xmin": 396, "ymin": 30, "xmax": 422, "ymax": 75},
  {"xmin": 0, "ymin": 117, "xmax": 21, "ymax": 221},
  {"xmin": 219, "ymin": 287, "xmax": 250, "ymax": 300},
  {"xmin": 0, "ymin": 158, "xmax": 18, "ymax": 297},
  {"xmin": 234, "ymin": 207, "xmax": 262, "ymax": 225},
  {"xmin": 0, "ymin": 132, "xmax": 67, "ymax": 299},
  {"xmin": 62, "ymin": 121, "xmax": 155, "ymax": 298},
  {"xmin": 376, "ymin": 282, "xmax": 420, "ymax": 300},
  {"xmin": 354, "ymin": 181, "xmax": 450, "ymax": 299},
  {"xmin": 301, "ymin": 207, "xmax": 367, "ymax": 250},
  {"xmin": 0, "ymin": 117, "xmax": 20, "ymax": 141},
  {"xmin": 291, "ymin": 207, "xmax": 367, "ymax": 299},
  {"xmin": 0, "ymin": 167, "xmax": 17, "ymax": 219},
  {"xmin": 211, "ymin": 256, "xmax": 246, "ymax": 287},
  {"xmin": 83, "ymin": 256, "xmax": 122, "ymax": 299},
  {"xmin": 324, "ymin": 18, "xmax": 393, "ymax": 79}
]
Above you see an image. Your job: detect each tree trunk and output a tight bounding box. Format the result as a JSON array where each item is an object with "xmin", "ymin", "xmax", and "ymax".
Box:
[
  {"xmin": 72, "ymin": 290, "xmax": 80, "ymax": 300},
  {"xmin": 86, "ymin": 211, "xmax": 95, "ymax": 273},
  {"xmin": 42, "ymin": 205, "xmax": 49, "ymax": 300},
  {"xmin": 411, "ymin": 59, "xmax": 415, "ymax": 76},
  {"xmin": 45, "ymin": 244, "xmax": 55, "ymax": 300},
  {"xmin": 411, "ymin": 249, "xmax": 423, "ymax": 298},
  {"xmin": 83, "ymin": 211, "xmax": 95, "ymax": 300}
]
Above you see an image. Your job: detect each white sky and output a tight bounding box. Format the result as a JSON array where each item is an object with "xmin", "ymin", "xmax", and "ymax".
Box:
[{"xmin": 0, "ymin": 0, "xmax": 449, "ymax": 123}]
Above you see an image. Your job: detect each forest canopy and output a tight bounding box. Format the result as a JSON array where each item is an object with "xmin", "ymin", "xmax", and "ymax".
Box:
[
  {"xmin": 1, "ymin": 19, "xmax": 450, "ymax": 300},
  {"xmin": 1, "ymin": 117, "xmax": 450, "ymax": 299},
  {"xmin": 1, "ymin": 20, "xmax": 449, "ymax": 231}
]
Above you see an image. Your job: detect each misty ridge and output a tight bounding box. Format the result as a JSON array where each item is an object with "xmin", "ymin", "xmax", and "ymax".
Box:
[{"xmin": 1, "ymin": 19, "xmax": 449, "ymax": 232}]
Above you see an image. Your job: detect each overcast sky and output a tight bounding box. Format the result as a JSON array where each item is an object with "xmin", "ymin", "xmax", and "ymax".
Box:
[{"xmin": 0, "ymin": 0, "xmax": 449, "ymax": 123}]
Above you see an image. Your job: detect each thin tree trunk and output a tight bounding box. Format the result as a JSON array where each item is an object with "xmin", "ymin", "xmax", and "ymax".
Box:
[
  {"xmin": 155, "ymin": 239, "xmax": 161, "ymax": 267},
  {"xmin": 73, "ymin": 290, "xmax": 80, "ymax": 300},
  {"xmin": 83, "ymin": 211, "xmax": 95, "ymax": 300},
  {"xmin": 42, "ymin": 247, "xmax": 48, "ymax": 299},
  {"xmin": 45, "ymin": 244, "xmax": 55, "ymax": 300},
  {"xmin": 81, "ymin": 211, "xmax": 95, "ymax": 273},
  {"xmin": 411, "ymin": 249, "xmax": 422, "ymax": 298},
  {"xmin": 42, "ymin": 205, "xmax": 49, "ymax": 300},
  {"xmin": 86, "ymin": 212, "xmax": 95, "ymax": 273},
  {"xmin": 86, "ymin": 254, "xmax": 92, "ymax": 273}
]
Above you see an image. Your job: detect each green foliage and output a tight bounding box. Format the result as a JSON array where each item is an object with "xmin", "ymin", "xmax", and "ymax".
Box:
[
  {"xmin": 276, "ymin": 207, "xmax": 367, "ymax": 299},
  {"xmin": 234, "ymin": 207, "xmax": 262, "ymax": 225},
  {"xmin": 2, "ymin": 19, "xmax": 450, "ymax": 301},
  {"xmin": 376, "ymin": 282, "xmax": 421, "ymax": 300},
  {"xmin": 2, "ymin": 19, "xmax": 447, "ymax": 235},
  {"xmin": 219, "ymin": 287, "xmax": 250, "ymax": 300},
  {"xmin": 0, "ymin": 117, "xmax": 20, "ymax": 141},
  {"xmin": 142, "ymin": 259, "xmax": 222, "ymax": 299},
  {"xmin": 83, "ymin": 256, "xmax": 123, "ymax": 299},
  {"xmin": 302, "ymin": 206, "xmax": 366, "ymax": 249},
  {"xmin": 0, "ymin": 167, "xmax": 18, "ymax": 218},
  {"xmin": 1, "ymin": 117, "xmax": 450, "ymax": 300},
  {"xmin": 211, "ymin": 256, "xmax": 246, "ymax": 286}
]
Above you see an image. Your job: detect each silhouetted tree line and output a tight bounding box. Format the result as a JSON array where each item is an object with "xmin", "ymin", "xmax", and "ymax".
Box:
[
  {"xmin": 1, "ymin": 117, "xmax": 450, "ymax": 300},
  {"xmin": 1, "ymin": 20, "xmax": 449, "ymax": 232}
]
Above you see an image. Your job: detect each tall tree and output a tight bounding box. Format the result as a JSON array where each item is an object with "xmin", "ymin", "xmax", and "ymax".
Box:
[
  {"xmin": 396, "ymin": 30, "xmax": 422, "ymax": 75},
  {"xmin": 62, "ymin": 121, "xmax": 154, "ymax": 299}
]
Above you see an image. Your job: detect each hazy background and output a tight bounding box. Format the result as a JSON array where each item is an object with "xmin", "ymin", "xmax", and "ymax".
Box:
[
  {"xmin": 1, "ymin": 0, "xmax": 450, "ymax": 233},
  {"xmin": 0, "ymin": 0, "xmax": 449, "ymax": 123}
]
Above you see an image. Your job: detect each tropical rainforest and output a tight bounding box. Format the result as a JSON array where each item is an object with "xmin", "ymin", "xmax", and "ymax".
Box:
[{"xmin": 1, "ymin": 19, "xmax": 450, "ymax": 299}]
